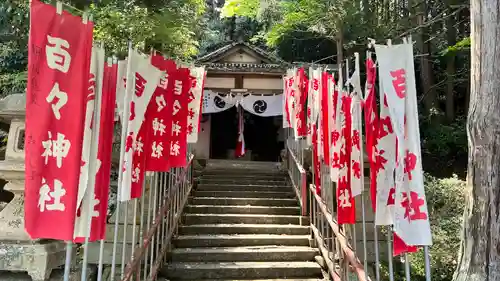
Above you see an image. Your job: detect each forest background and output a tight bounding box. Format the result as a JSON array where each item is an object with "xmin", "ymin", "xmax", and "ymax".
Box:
[{"xmin": 0, "ymin": 0, "xmax": 470, "ymax": 280}]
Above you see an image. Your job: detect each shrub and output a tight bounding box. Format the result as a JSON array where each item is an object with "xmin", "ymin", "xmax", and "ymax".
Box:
[
  {"xmin": 420, "ymin": 117, "xmax": 468, "ymax": 178},
  {"xmin": 380, "ymin": 173, "xmax": 466, "ymax": 281}
]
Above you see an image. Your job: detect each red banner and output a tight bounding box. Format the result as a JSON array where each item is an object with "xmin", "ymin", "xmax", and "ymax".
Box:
[
  {"xmin": 92, "ymin": 62, "xmax": 117, "ymax": 240},
  {"xmin": 337, "ymin": 94, "xmax": 356, "ymax": 224},
  {"xmin": 25, "ymin": 0, "xmax": 93, "ymax": 240},
  {"xmin": 145, "ymin": 55, "xmax": 175, "ymax": 171},
  {"xmin": 166, "ymin": 67, "xmax": 191, "ymax": 168},
  {"xmin": 364, "ymin": 58, "xmax": 379, "ymax": 212},
  {"xmin": 296, "ymin": 68, "xmax": 308, "ymax": 137}
]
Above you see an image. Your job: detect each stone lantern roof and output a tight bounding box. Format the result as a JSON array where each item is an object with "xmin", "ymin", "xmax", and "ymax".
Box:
[{"xmin": 0, "ymin": 93, "xmax": 26, "ymax": 123}]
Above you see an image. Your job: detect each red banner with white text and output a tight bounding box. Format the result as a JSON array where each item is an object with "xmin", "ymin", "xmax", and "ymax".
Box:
[
  {"xmin": 25, "ymin": 0, "xmax": 93, "ymax": 240},
  {"xmin": 337, "ymin": 92, "xmax": 356, "ymax": 224},
  {"xmin": 167, "ymin": 67, "xmax": 191, "ymax": 167},
  {"xmin": 144, "ymin": 55, "xmax": 175, "ymax": 171}
]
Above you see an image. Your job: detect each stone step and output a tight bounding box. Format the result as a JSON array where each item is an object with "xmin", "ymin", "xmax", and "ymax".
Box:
[
  {"xmin": 189, "ymin": 197, "xmax": 298, "ymax": 207},
  {"xmin": 183, "ymin": 213, "xmax": 308, "ymax": 225},
  {"xmin": 170, "ymin": 279, "xmax": 324, "ymax": 281},
  {"xmin": 204, "ymin": 160, "xmax": 281, "ymax": 170},
  {"xmin": 173, "ymin": 234, "xmax": 311, "ymax": 248},
  {"xmin": 185, "ymin": 205, "xmax": 301, "ymax": 215},
  {"xmin": 161, "ymin": 261, "xmax": 322, "ymax": 280},
  {"xmin": 196, "ymin": 184, "xmax": 291, "ymax": 192},
  {"xmin": 170, "ymin": 246, "xmax": 318, "ymax": 262},
  {"xmin": 200, "ymin": 170, "xmax": 286, "ymax": 176},
  {"xmin": 192, "ymin": 190, "xmax": 296, "ymax": 199},
  {"xmin": 178, "ymin": 224, "xmax": 310, "ymax": 235},
  {"xmin": 198, "ymin": 178, "xmax": 288, "ymax": 185},
  {"xmin": 200, "ymin": 174, "xmax": 288, "ymax": 181}
]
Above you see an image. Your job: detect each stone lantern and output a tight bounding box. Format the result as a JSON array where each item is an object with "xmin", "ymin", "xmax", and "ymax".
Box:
[{"xmin": 0, "ymin": 94, "xmax": 68, "ymax": 281}]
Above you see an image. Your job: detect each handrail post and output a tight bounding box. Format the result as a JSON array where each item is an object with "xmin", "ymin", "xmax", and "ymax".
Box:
[{"xmin": 300, "ymin": 170, "xmax": 307, "ymax": 216}]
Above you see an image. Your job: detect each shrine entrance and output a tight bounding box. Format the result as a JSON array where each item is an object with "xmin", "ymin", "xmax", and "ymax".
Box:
[
  {"xmin": 209, "ymin": 107, "xmax": 283, "ymax": 161},
  {"xmin": 209, "ymin": 107, "xmax": 238, "ymax": 159},
  {"xmin": 194, "ymin": 41, "xmax": 289, "ymax": 161},
  {"xmin": 245, "ymin": 113, "xmax": 283, "ymax": 162}
]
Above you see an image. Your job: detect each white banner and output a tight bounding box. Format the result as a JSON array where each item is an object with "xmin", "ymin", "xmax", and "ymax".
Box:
[
  {"xmin": 307, "ymin": 67, "xmax": 321, "ymax": 146},
  {"xmin": 74, "ymin": 46, "xmax": 104, "ymax": 239},
  {"xmin": 330, "ymin": 69, "xmax": 343, "ymax": 183},
  {"xmin": 119, "ymin": 48, "xmax": 163, "ymax": 202},
  {"xmin": 375, "ymin": 41, "xmax": 432, "ymax": 247},
  {"xmin": 115, "ymin": 59, "xmax": 127, "ymax": 121},
  {"xmin": 187, "ymin": 67, "xmax": 206, "ymax": 143},
  {"xmin": 202, "ymin": 90, "xmax": 237, "ymax": 113},
  {"xmin": 240, "ymin": 94, "xmax": 283, "ymax": 117},
  {"xmin": 350, "ymin": 53, "xmax": 364, "ymax": 197},
  {"xmin": 350, "ymin": 94, "xmax": 363, "ymax": 197}
]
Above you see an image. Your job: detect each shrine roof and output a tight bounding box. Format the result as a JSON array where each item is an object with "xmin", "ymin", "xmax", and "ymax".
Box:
[
  {"xmin": 196, "ymin": 42, "xmax": 340, "ymax": 74},
  {"xmin": 196, "ymin": 41, "xmax": 288, "ymax": 65},
  {"xmin": 0, "ymin": 94, "xmax": 26, "ymax": 121},
  {"xmin": 200, "ymin": 62, "xmax": 287, "ymax": 74},
  {"xmin": 196, "ymin": 41, "xmax": 292, "ymax": 75}
]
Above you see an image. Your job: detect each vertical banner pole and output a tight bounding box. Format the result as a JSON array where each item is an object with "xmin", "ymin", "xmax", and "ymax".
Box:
[{"xmin": 110, "ymin": 41, "xmax": 133, "ymax": 280}]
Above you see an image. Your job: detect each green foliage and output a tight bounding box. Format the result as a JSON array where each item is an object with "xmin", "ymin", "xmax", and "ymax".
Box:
[
  {"xmin": 0, "ymin": 71, "xmax": 27, "ymax": 97},
  {"xmin": 220, "ymin": 0, "xmax": 344, "ymax": 46},
  {"xmin": 413, "ymin": 174, "xmax": 465, "ymax": 281},
  {"xmin": 420, "ymin": 117, "xmax": 468, "ymax": 178},
  {"xmin": 220, "ymin": 0, "xmax": 259, "ymax": 18},
  {"xmin": 91, "ymin": 0, "xmax": 206, "ymax": 59},
  {"xmin": 380, "ymin": 174, "xmax": 465, "ymax": 281},
  {"xmin": 441, "ymin": 37, "xmax": 471, "ymax": 56},
  {"xmin": 0, "ymin": 1, "xmax": 29, "ymax": 73}
]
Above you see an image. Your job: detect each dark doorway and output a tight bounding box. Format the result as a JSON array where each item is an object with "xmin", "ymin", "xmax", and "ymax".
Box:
[
  {"xmin": 209, "ymin": 107, "xmax": 284, "ymax": 161},
  {"xmin": 210, "ymin": 107, "xmax": 238, "ymax": 159},
  {"xmin": 244, "ymin": 113, "xmax": 283, "ymax": 162}
]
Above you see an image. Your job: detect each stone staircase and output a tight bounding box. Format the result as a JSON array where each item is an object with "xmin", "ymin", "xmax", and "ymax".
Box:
[{"xmin": 161, "ymin": 162, "xmax": 324, "ymax": 280}]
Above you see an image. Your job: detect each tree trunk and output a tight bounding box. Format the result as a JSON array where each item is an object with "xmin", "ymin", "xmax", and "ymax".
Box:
[
  {"xmin": 336, "ymin": 27, "xmax": 344, "ymax": 66},
  {"xmin": 445, "ymin": 0, "xmax": 457, "ymax": 122},
  {"xmin": 453, "ymin": 0, "xmax": 500, "ymax": 280},
  {"xmin": 416, "ymin": 0, "xmax": 437, "ymax": 116}
]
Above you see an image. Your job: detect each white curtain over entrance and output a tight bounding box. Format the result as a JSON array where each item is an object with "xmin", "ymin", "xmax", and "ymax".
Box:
[
  {"xmin": 202, "ymin": 90, "xmax": 238, "ymax": 113},
  {"xmin": 202, "ymin": 90, "xmax": 283, "ymax": 117},
  {"xmin": 239, "ymin": 94, "xmax": 283, "ymax": 117}
]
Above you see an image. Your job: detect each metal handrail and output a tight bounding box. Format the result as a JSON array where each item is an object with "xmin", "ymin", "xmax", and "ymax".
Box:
[
  {"xmin": 308, "ymin": 183, "xmax": 367, "ymax": 281},
  {"xmin": 287, "ymin": 145, "xmax": 307, "ymax": 216},
  {"xmin": 121, "ymin": 154, "xmax": 195, "ymax": 281}
]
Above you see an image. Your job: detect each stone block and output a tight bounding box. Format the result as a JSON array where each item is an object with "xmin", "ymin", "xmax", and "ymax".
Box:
[
  {"xmin": 86, "ymin": 242, "xmax": 136, "ymax": 265},
  {"xmin": 0, "ymin": 240, "xmax": 70, "ymax": 281},
  {"xmin": 108, "ymin": 200, "xmax": 143, "ymax": 225},
  {"xmin": 6, "ymin": 120, "xmax": 25, "ymax": 161},
  {"xmin": 0, "ymin": 194, "xmax": 31, "ymax": 241}
]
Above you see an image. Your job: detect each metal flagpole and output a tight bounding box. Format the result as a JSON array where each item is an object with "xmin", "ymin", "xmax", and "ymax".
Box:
[
  {"xmin": 81, "ymin": 39, "xmax": 104, "ymax": 281},
  {"xmin": 110, "ymin": 41, "xmax": 133, "ymax": 280}
]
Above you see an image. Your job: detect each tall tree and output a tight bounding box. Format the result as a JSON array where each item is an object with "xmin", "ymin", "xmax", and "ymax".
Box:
[
  {"xmin": 453, "ymin": 0, "xmax": 500, "ymax": 279},
  {"xmin": 445, "ymin": 0, "xmax": 457, "ymax": 122}
]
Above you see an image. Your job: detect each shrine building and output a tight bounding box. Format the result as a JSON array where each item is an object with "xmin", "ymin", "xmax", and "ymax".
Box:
[{"xmin": 194, "ymin": 42, "xmax": 289, "ymax": 162}]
